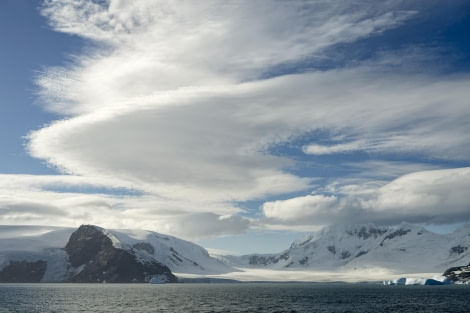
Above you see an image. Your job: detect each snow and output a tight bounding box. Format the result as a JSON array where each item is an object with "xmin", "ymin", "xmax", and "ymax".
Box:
[
  {"xmin": 0, "ymin": 226, "xmax": 74, "ymax": 252},
  {"xmin": 1, "ymin": 223, "xmax": 469, "ymax": 283},
  {"xmin": 224, "ymin": 223, "xmax": 470, "ymax": 276},
  {"xmin": 100, "ymin": 228, "xmax": 237, "ymax": 275},
  {"xmin": 0, "ymin": 226, "xmax": 75, "ymax": 282}
]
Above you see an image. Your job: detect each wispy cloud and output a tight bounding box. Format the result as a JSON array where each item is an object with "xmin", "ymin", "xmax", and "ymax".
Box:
[
  {"xmin": 5, "ymin": 0, "xmax": 468, "ymax": 239},
  {"xmin": 0, "ymin": 174, "xmax": 250, "ymax": 239}
]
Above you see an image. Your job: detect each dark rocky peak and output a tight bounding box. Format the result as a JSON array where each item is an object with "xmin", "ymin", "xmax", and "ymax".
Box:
[
  {"xmin": 65, "ymin": 225, "xmax": 110, "ymax": 268},
  {"xmin": 64, "ymin": 224, "xmax": 177, "ymax": 283}
]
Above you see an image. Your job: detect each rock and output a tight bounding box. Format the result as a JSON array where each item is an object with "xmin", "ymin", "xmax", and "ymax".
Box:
[
  {"xmin": 0, "ymin": 260, "xmax": 47, "ymax": 283},
  {"xmin": 64, "ymin": 225, "xmax": 177, "ymax": 283},
  {"xmin": 443, "ymin": 261, "xmax": 470, "ymax": 283}
]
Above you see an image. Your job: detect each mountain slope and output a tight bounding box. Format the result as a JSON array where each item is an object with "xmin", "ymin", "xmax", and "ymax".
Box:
[
  {"xmin": 101, "ymin": 227, "xmax": 236, "ymax": 275},
  {"xmin": 226, "ymin": 223, "xmax": 470, "ymax": 274},
  {"xmin": 64, "ymin": 225, "xmax": 177, "ymax": 283},
  {"xmin": 0, "ymin": 224, "xmax": 235, "ymax": 283},
  {"xmin": 1, "ymin": 223, "xmax": 469, "ymax": 282},
  {"xmin": 0, "ymin": 226, "xmax": 74, "ymax": 282}
]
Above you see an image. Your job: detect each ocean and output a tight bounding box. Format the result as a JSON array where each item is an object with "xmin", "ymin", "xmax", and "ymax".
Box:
[{"xmin": 1, "ymin": 283, "xmax": 469, "ymax": 312}]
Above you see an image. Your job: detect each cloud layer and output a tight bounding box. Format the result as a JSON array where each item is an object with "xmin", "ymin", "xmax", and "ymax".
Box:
[
  {"xmin": 3, "ymin": 0, "xmax": 469, "ymax": 240},
  {"xmin": 262, "ymin": 167, "xmax": 470, "ymax": 228}
]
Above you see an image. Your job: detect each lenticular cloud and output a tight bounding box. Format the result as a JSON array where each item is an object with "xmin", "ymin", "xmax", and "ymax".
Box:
[{"xmin": 22, "ymin": 0, "xmax": 470, "ymax": 233}]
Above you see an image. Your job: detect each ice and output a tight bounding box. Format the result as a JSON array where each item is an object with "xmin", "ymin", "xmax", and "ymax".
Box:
[{"xmin": 383, "ymin": 276, "xmax": 453, "ymax": 285}]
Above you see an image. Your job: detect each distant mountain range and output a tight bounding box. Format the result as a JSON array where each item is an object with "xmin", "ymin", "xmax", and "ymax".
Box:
[
  {"xmin": 0, "ymin": 223, "xmax": 469, "ymax": 283},
  {"xmin": 225, "ymin": 222, "xmax": 470, "ymax": 275}
]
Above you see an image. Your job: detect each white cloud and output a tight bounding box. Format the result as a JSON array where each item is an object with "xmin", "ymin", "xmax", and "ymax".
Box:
[
  {"xmin": 303, "ymin": 141, "xmax": 364, "ymax": 155},
  {"xmin": 3, "ymin": 0, "xmax": 467, "ymax": 239},
  {"xmin": 29, "ymin": 70, "xmax": 470, "ymax": 205},
  {"xmin": 0, "ymin": 174, "xmax": 248, "ymax": 239},
  {"xmin": 262, "ymin": 167, "xmax": 470, "ymax": 228},
  {"xmin": 370, "ymin": 167, "xmax": 470, "ymax": 224},
  {"xmin": 263, "ymin": 195, "xmax": 339, "ymax": 222},
  {"xmin": 37, "ymin": 0, "xmax": 418, "ymax": 115}
]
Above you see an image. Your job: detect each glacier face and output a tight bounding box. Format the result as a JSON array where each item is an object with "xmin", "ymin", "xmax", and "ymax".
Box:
[
  {"xmin": 225, "ymin": 222, "xmax": 470, "ymax": 274},
  {"xmin": 383, "ymin": 276, "xmax": 453, "ymax": 285}
]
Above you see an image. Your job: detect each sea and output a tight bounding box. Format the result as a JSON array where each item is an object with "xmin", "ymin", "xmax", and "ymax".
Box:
[{"xmin": 1, "ymin": 283, "xmax": 470, "ymax": 313}]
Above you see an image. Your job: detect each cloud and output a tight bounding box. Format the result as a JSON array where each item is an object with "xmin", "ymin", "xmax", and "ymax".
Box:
[
  {"xmin": 37, "ymin": 0, "xmax": 418, "ymax": 115},
  {"xmin": 5, "ymin": 0, "xmax": 467, "ymax": 239},
  {"xmin": 161, "ymin": 213, "xmax": 251, "ymax": 239},
  {"xmin": 29, "ymin": 69, "xmax": 470, "ymax": 204},
  {"xmin": 303, "ymin": 142, "xmax": 364, "ymax": 155},
  {"xmin": 262, "ymin": 167, "xmax": 470, "ymax": 228},
  {"xmin": 343, "ymin": 161, "xmax": 442, "ymax": 179},
  {"xmin": 0, "ymin": 174, "xmax": 248, "ymax": 239},
  {"xmin": 370, "ymin": 167, "xmax": 470, "ymax": 224},
  {"xmin": 263, "ymin": 195, "xmax": 340, "ymax": 222}
]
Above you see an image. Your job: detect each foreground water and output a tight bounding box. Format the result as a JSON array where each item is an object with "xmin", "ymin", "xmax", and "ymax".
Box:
[{"xmin": 1, "ymin": 283, "xmax": 470, "ymax": 313}]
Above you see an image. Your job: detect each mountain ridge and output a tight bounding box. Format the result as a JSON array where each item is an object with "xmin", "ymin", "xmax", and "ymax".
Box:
[
  {"xmin": 224, "ymin": 222, "xmax": 470, "ymax": 274},
  {"xmin": 0, "ymin": 224, "xmax": 234, "ymax": 283},
  {"xmin": 0, "ymin": 222, "xmax": 469, "ymax": 283}
]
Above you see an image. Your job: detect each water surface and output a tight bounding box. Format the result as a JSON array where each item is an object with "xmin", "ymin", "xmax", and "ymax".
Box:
[{"xmin": 1, "ymin": 283, "xmax": 469, "ymax": 312}]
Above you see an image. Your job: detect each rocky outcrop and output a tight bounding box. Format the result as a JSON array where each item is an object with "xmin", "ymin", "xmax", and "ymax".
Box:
[
  {"xmin": 247, "ymin": 252, "xmax": 290, "ymax": 266},
  {"xmin": 379, "ymin": 228, "xmax": 411, "ymax": 246},
  {"xmin": 443, "ymin": 262, "xmax": 470, "ymax": 283},
  {"xmin": 64, "ymin": 225, "xmax": 177, "ymax": 283},
  {"xmin": 0, "ymin": 260, "xmax": 47, "ymax": 283}
]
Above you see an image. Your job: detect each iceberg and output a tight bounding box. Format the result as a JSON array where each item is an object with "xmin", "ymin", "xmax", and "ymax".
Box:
[
  {"xmin": 149, "ymin": 277, "xmax": 165, "ymax": 284},
  {"xmin": 383, "ymin": 276, "xmax": 452, "ymax": 285}
]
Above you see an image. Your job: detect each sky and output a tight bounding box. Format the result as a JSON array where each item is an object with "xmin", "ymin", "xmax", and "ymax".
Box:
[{"xmin": 1, "ymin": 0, "xmax": 470, "ymax": 255}]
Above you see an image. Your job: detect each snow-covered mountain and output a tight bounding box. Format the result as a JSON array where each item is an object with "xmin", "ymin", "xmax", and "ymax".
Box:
[
  {"xmin": 0, "ymin": 224, "xmax": 235, "ymax": 283},
  {"xmin": 225, "ymin": 222, "xmax": 470, "ymax": 274},
  {"xmin": 0, "ymin": 225, "xmax": 75, "ymax": 282},
  {"xmin": 1, "ymin": 223, "xmax": 469, "ymax": 283},
  {"xmin": 98, "ymin": 226, "xmax": 236, "ymax": 275}
]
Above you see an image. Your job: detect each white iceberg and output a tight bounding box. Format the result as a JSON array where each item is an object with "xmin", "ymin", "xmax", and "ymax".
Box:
[{"xmin": 383, "ymin": 275, "xmax": 452, "ymax": 285}]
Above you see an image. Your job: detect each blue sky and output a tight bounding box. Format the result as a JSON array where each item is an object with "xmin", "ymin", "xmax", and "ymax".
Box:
[{"xmin": 1, "ymin": 0, "xmax": 470, "ymax": 254}]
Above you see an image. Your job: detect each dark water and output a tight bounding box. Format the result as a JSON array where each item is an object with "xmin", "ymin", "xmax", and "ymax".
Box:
[{"xmin": 1, "ymin": 283, "xmax": 470, "ymax": 313}]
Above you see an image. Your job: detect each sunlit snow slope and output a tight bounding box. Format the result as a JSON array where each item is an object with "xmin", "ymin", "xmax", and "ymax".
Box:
[{"xmin": 225, "ymin": 223, "xmax": 470, "ymax": 274}]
